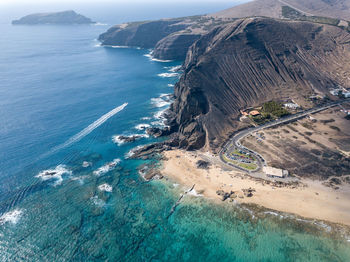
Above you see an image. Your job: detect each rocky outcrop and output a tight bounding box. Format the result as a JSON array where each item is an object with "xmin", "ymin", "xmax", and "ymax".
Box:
[
  {"xmin": 12, "ymin": 10, "xmax": 95, "ymax": 24},
  {"xmin": 169, "ymin": 18, "xmax": 350, "ymax": 151}
]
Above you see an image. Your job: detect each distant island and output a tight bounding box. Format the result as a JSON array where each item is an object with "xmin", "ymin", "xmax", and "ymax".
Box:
[{"xmin": 12, "ymin": 10, "xmax": 95, "ymax": 25}]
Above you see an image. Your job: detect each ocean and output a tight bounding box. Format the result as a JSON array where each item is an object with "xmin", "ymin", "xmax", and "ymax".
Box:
[{"xmin": 0, "ymin": 2, "xmax": 350, "ymax": 261}]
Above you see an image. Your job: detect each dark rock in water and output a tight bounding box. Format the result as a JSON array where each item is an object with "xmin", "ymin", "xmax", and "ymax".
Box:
[
  {"xmin": 196, "ymin": 160, "xmax": 211, "ymax": 169},
  {"xmin": 169, "ymin": 17, "xmax": 350, "ymax": 151},
  {"xmin": 45, "ymin": 172, "xmax": 57, "ymax": 176},
  {"xmin": 12, "ymin": 10, "xmax": 95, "ymax": 25},
  {"xmin": 138, "ymin": 164, "xmax": 163, "ymax": 181},
  {"xmin": 130, "ymin": 135, "xmax": 180, "ymax": 160},
  {"xmin": 146, "ymin": 127, "xmax": 171, "ymax": 137},
  {"xmin": 117, "ymin": 135, "xmax": 142, "ymax": 143}
]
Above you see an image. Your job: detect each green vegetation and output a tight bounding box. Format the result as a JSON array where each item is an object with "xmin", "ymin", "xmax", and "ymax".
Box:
[
  {"xmin": 222, "ymin": 154, "xmax": 258, "ymax": 171},
  {"xmin": 262, "ymin": 101, "xmax": 290, "ymax": 118},
  {"xmin": 231, "ymin": 149, "xmax": 256, "ymax": 160},
  {"xmin": 238, "ymin": 163, "xmax": 258, "ymax": 171},
  {"xmin": 251, "ymin": 101, "xmax": 290, "ymax": 125}
]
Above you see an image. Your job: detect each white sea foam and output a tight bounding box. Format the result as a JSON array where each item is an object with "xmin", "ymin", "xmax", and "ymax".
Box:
[
  {"xmin": 82, "ymin": 161, "xmax": 92, "ymax": 168},
  {"xmin": 125, "ymin": 145, "xmax": 144, "ymax": 158},
  {"xmin": 111, "ymin": 45, "xmax": 129, "ymax": 48},
  {"xmin": 93, "ymin": 159, "xmax": 121, "ymax": 176},
  {"xmin": 187, "ymin": 189, "xmax": 202, "ymax": 197},
  {"xmin": 0, "ymin": 209, "xmax": 23, "ymax": 225},
  {"xmin": 158, "ymin": 72, "xmax": 179, "ymax": 78},
  {"xmin": 71, "ymin": 175, "xmax": 88, "ymax": 185},
  {"xmin": 151, "ymin": 93, "xmax": 172, "ymax": 108},
  {"xmin": 166, "ymin": 65, "xmax": 182, "ymax": 72},
  {"xmin": 90, "ymin": 196, "xmax": 105, "ymax": 207},
  {"xmin": 98, "ymin": 183, "xmax": 113, "ymax": 192},
  {"xmin": 141, "ymin": 116, "xmax": 151, "ymax": 120},
  {"xmin": 112, "ymin": 134, "xmax": 149, "ymax": 145},
  {"xmin": 168, "ymin": 84, "xmax": 175, "ymax": 87},
  {"xmin": 152, "ymin": 58, "xmax": 173, "ymax": 62},
  {"xmin": 44, "ymin": 103, "xmax": 128, "ymax": 157},
  {"xmin": 144, "ymin": 52, "xmax": 172, "ymax": 62},
  {"xmin": 36, "ymin": 165, "xmax": 72, "ymax": 186},
  {"xmin": 135, "ymin": 123, "xmax": 151, "ymax": 130}
]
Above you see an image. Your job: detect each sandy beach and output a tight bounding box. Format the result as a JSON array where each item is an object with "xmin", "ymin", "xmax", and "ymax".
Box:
[{"xmin": 161, "ymin": 149, "xmax": 350, "ymax": 226}]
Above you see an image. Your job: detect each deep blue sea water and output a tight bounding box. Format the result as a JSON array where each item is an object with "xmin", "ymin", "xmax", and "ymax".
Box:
[{"xmin": 0, "ymin": 3, "xmax": 350, "ymax": 261}]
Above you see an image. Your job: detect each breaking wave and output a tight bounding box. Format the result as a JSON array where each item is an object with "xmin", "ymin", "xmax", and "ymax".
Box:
[
  {"xmin": 157, "ymin": 72, "xmax": 179, "ymax": 78},
  {"xmin": 135, "ymin": 123, "xmax": 151, "ymax": 130},
  {"xmin": 151, "ymin": 93, "xmax": 172, "ymax": 108},
  {"xmin": 144, "ymin": 52, "xmax": 172, "ymax": 63},
  {"xmin": 98, "ymin": 183, "xmax": 113, "ymax": 192},
  {"xmin": 166, "ymin": 65, "xmax": 182, "ymax": 72},
  {"xmin": 0, "ymin": 209, "xmax": 23, "ymax": 225},
  {"xmin": 93, "ymin": 159, "xmax": 121, "ymax": 176},
  {"xmin": 36, "ymin": 165, "xmax": 72, "ymax": 186},
  {"xmin": 112, "ymin": 134, "xmax": 149, "ymax": 146}
]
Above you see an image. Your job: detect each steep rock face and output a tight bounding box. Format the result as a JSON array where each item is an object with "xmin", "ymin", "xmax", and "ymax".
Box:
[
  {"xmin": 12, "ymin": 10, "xmax": 95, "ymax": 24},
  {"xmin": 98, "ymin": 20, "xmax": 188, "ymax": 49},
  {"xmin": 152, "ymin": 33, "xmax": 201, "ymax": 61},
  {"xmin": 170, "ymin": 18, "xmax": 350, "ymax": 151}
]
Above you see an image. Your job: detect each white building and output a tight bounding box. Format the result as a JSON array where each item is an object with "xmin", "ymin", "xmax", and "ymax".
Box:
[
  {"xmin": 330, "ymin": 89, "xmax": 342, "ymax": 96},
  {"xmin": 263, "ymin": 166, "xmax": 289, "ymax": 178},
  {"xmin": 284, "ymin": 103, "xmax": 300, "ymax": 110}
]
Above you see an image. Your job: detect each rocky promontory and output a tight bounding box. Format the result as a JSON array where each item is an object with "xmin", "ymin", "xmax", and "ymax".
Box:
[
  {"xmin": 98, "ymin": 16, "xmax": 237, "ymax": 60},
  {"xmin": 12, "ymin": 10, "xmax": 95, "ymax": 25}
]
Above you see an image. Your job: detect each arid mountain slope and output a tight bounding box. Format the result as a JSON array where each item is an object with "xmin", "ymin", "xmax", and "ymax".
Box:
[
  {"xmin": 168, "ymin": 18, "xmax": 350, "ymax": 151},
  {"xmin": 213, "ymin": 0, "xmax": 350, "ymax": 20}
]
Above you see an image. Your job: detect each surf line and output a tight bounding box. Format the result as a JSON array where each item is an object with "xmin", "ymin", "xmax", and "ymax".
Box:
[{"xmin": 41, "ymin": 103, "xmax": 128, "ymax": 158}]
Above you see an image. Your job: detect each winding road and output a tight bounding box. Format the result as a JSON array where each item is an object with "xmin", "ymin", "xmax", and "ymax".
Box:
[{"xmin": 220, "ymin": 99, "xmax": 350, "ymax": 173}]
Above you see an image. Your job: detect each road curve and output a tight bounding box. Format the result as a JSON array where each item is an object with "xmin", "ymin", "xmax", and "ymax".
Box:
[{"xmin": 220, "ymin": 99, "xmax": 350, "ymax": 173}]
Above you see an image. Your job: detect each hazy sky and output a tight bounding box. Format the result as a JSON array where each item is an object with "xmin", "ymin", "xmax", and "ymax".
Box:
[
  {"xmin": 1, "ymin": 0, "xmax": 245, "ymax": 4},
  {"xmin": 0, "ymin": 0, "xmax": 249, "ymax": 24}
]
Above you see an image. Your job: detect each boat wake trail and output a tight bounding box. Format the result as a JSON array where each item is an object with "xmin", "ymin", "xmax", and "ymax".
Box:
[{"xmin": 42, "ymin": 103, "xmax": 128, "ymax": 158}]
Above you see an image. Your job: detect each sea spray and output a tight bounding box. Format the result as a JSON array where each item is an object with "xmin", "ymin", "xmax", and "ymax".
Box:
[
  {"xmin": 36, "ymin": 165, "xmax": 72, "ymax": 186},
  {"xmin": 0, "ymin": 209, "xmax": 23, "ymax": 225}
]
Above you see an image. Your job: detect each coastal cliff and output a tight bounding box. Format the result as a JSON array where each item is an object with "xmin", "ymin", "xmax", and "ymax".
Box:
[
  {"xmin": 98, "ymin": 19, "xmax": 189, "ymax": 50},
  {"xmin": 98, "ymin": 16, "xmax": 236, "ymax": 60},
  {"xmin": 168, "ymin": 18, "xmax": 350, "ymax": 151}
]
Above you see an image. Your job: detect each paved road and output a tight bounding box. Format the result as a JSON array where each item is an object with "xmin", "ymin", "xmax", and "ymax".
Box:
[{"xmin": 220, "ymin": 99, "xmax": 350, "ymax": 173}]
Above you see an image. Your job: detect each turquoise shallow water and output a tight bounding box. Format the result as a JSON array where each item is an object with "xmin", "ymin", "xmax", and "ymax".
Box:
[{"xmin": 0, "ymin": 15, "xmax": 350, "ymax": 262}]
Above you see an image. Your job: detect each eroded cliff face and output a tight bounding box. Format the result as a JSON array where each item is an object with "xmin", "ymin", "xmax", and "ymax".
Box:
[
  {"xmin": 98, "ymin": 16, "xmax": 237, "ymax": 60},
  {"xmin": 152, "ymin": 33, "xmax": 201, "ymax": 61},
  {"xmin": 98, "ymin": 20, "xmax": 188, "ymax": 49},
  {"xmin": 169, "ymin": 18, "xmax": 350, "ymax": 151}
]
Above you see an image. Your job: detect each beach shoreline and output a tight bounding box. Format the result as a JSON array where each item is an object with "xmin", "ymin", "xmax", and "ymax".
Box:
[{"xmin": 160, "ymin": 149, "xmax": 350, "ymax": 226}]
